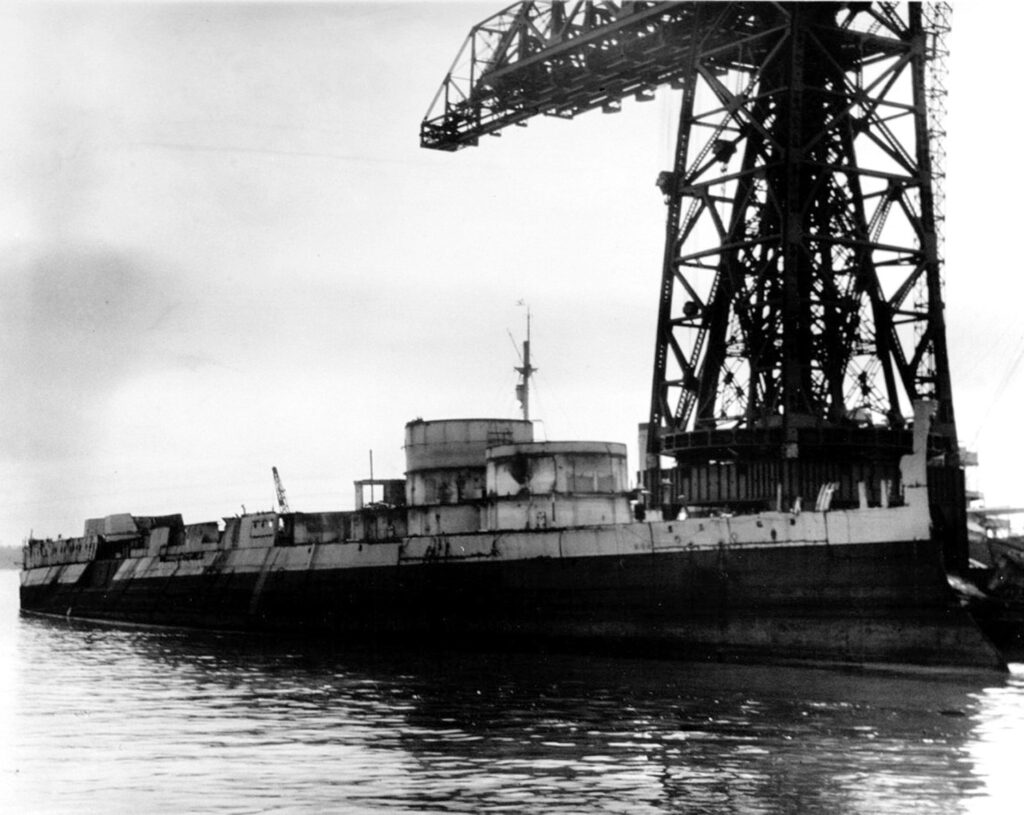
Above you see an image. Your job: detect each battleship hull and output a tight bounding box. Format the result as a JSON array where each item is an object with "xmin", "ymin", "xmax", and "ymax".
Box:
[
  {"xmin": 20, "ymin": 414, "xmax": 1007, "ymax": 672},
  {"xmin": 20, "ymin": 522, "xmax": 1003, "ymax": 671}
]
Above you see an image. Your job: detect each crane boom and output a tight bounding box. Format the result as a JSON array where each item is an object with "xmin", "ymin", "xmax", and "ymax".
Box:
[
  {"xmin": 421, "ymin": 2, "xmax": 772, "ymax": 151},
  {"xmin": 272, "ymin": 466, "xmax": 290, "ymax": 513}
]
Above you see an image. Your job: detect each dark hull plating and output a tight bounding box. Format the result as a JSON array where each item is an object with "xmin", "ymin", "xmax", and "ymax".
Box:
[{"xmin": 20, "ymin": 539, "xmax": 1003, "ymax": 670}]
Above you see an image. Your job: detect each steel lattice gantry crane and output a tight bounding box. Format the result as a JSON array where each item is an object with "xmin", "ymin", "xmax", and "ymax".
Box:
[{"xmin": 422, "ymin": 1, "xmax": 962, "ymax": 557}]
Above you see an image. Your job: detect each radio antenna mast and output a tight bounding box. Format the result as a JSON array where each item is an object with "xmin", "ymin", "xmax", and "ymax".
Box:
[{"xmin": 514, "ymin": 304, "xmax": 536, "ymax": 421}]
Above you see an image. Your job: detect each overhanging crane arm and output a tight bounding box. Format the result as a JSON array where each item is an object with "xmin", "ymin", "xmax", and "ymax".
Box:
[{"xmin": 421, "ymin": 2, "xmax": 786, "ymax": 151}]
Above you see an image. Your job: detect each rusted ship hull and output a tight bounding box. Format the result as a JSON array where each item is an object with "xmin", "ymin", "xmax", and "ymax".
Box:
[
  {"xmin": 20, "ymin": 530, "xmax": 1003, "ymax": 671},
  {"xmin": 20, "ymin": 414, "xmax": 1006, "ymax": 672}
]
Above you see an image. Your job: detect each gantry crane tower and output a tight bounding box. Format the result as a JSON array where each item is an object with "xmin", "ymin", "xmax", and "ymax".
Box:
[{"xmin": 422, "ymin": 2, "xmax": 964, "ymax": 565}]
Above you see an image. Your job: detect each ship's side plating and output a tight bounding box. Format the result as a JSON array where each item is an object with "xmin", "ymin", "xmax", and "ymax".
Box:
[{"xmin": 20, "ymin": 412, "xmax": 1005, "ymax": 671}]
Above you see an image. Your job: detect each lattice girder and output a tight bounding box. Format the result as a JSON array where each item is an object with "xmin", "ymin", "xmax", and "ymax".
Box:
[
  {"xmin": 419, "ymin": 2, "xmax": 955, "ymax": 465},
  {"xmin": 648, "ymin": 3, "xmax": 954, "ymax": 456},
  {"xmin": 423, "ymin": 3, "xmax": 806, "ymax": 151}
]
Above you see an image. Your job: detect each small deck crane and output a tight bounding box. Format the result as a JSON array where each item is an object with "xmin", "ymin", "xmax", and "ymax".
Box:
[{"xmin": 272, "ymin": 466, "xmax": 290, "ymax": 513}]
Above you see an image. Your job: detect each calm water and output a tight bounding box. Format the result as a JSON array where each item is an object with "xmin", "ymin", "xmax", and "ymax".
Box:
[{"xmin": 2, "ymin": 571, "xmax": 1024, "ymax": 814}]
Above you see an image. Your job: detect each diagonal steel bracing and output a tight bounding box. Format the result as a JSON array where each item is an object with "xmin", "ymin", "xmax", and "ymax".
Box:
[
  {"xmin": 646, "ymin": 3, "xmax": 954, "ymax": 462},
  {"xmin": 422, "ymin": 3, "xmax": 957, "ymax": 517}
]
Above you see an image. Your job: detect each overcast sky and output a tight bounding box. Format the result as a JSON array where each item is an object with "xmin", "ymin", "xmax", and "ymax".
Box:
[{"xmin": 0, "ymin": 1, "xmax": 1019, "ymax": 545}]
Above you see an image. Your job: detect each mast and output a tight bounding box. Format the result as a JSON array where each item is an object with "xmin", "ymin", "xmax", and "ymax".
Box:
[{"xmin": 514, "ymin": 306, "xmax": 536, "ymax": 421}]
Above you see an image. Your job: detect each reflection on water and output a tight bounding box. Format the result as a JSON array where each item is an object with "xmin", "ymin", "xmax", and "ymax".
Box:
[{"xmin": 2, "ymin": 572, "xmax": 1023, "ymax": 814}]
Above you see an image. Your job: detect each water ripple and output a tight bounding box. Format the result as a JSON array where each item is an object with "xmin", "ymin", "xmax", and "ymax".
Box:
[{"xmin": 1, "ymin": 573, "xmax": 1022, "ymax": 813}]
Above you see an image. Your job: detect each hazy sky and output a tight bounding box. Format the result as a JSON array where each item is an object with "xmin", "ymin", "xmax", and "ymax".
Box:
[{"xmin": 0, "ymin": 1, "xmax": 1019, "ymax": 545}]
